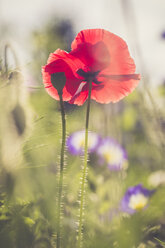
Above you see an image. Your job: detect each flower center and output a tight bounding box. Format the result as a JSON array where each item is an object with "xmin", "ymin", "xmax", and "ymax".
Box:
[
  {"xmin": 76, "ymin": 69, "xmax": 101, "ymax": 84},
  {"xmin": 129, "ymin": 194, "xmax": 148, "ymax": 210},
  {"xmin": 69, "ymin": 69, "xmax": 102, "ymax": 104},
  {"xmin": 103, "ymin": 152, "xmax": 112, "ymax": 162}
]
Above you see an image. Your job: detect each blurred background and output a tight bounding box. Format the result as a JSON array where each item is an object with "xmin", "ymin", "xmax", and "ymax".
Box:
[
  {"xmin": 0, "ymin": 0, "xmax": 165, "ymax": 247},
  {"xmin": 0, "ymin": 0, "xmax": 165, "ymax": 83}
]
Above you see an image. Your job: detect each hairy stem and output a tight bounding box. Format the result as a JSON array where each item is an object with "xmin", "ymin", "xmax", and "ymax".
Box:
[
  {"xmin": 77, "ymin": 80, "xmax": 92, "ymax": 248},
  {"xmin": 57, "ymin": 93, "xmax": 66, "ymax": 248}
]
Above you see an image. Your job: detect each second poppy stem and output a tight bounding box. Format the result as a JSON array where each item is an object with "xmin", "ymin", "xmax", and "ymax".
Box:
[
  {"xmin": 77, "ymin": 79, "xmax": 92, "ymax": 248},
  {"xmin": 57, "ymin": 93, "xmax": 66, "ymax": 248}
]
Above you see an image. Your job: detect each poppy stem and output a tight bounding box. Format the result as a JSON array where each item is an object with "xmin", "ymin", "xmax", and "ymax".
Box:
[
  {"xmin": 77, "ymin": 79, "xmax": 92, "ymax": 248},
  {"xmin": 57, "ymin": 93, "xmax": 66, "ymax": 248}
]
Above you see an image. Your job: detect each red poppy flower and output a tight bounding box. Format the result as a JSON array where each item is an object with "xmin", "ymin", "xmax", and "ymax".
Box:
[{"xmin": 42, "ymin": 29, "xmax": 140, "ymax": 105}]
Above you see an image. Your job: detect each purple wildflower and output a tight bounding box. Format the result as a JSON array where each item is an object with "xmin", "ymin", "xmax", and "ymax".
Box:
[
  {"xmin": 67, "ymin": 130, "xmax": 100, "ymax": 155},
  {"xmin": 121, "ymin": 184, "xmax": 154, "ymax": 214},
  {"xmin": 161, "ymin": 31, "xmax": 165, "ymax": 39},
  {"xmin": 96, "ymin": 138, "xmax": 127, "ymax": 170}
]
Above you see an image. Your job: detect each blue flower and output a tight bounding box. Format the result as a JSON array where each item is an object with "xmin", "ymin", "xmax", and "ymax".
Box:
[
  {"xmin": 121, "ymin": 184, "xmax": 154, "ymax": 214},
  {"xmin": 67, "ymin": 130, "xmax": 100, "ymax": 155},
  {"xmin": 96, "ymin": 138, "xmax": 127, "ymax": 170},
  {"xmin": 161, "ymin": 31, "xmax": 165, "ymax": 39}
]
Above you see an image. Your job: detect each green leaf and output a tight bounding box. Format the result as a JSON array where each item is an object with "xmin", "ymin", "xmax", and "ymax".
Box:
[
  {"xmin": 51, "ymin": 72, "xmax": 66, "ymax": 95},
  {"xmin": 23, "ymin": 217, "xmax": 35, "ymax": 227},
  {"xmin": 154, "ymin": 237, "xmax": 165, "ymax": 247}
]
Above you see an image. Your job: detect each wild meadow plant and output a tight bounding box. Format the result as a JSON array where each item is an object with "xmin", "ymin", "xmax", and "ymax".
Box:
[{"xmin": 42, "ymin": 29, "xmax": 140, "ymax": 248}]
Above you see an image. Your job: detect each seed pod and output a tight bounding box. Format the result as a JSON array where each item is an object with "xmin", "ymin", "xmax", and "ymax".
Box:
[
  {"xmin": 51, "ymin": 72, "xmax": 66, "ymax": 95},
  {"xmin": 8, "ymin": 71, "xmax": 23, "ymax": 84}
]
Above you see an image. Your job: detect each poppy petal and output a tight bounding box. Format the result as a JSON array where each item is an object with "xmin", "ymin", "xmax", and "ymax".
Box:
[
  {"xmin": 42, "ymin": 49, "xmax": 85, "ymax": 101},
  {"xmin": 70, "ymin": 41, "xmax": 110, "ymax": 72},
  {"xmin": 91, "ymin": 76, "xmax": 140, "ymax": 103},
  {"xmin": 70, "ymin": 29, "xmax": 140, "ymax": 104},
  {"xmin": 72, "ymin": 29, "xmax": 136, "ymax": 74},
  {"xmin": 68, "ymin": 73, "xmax": 140, "ymax": 105},
  {"xmin": 69, "ymin": 90, "xmax": 88, "ymax": 106}
]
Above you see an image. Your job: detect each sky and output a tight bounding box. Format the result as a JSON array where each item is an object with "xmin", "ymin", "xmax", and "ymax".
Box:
[{"xmin": 0, "ymin": 0, "xmax": 165, "ymax": 84}]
